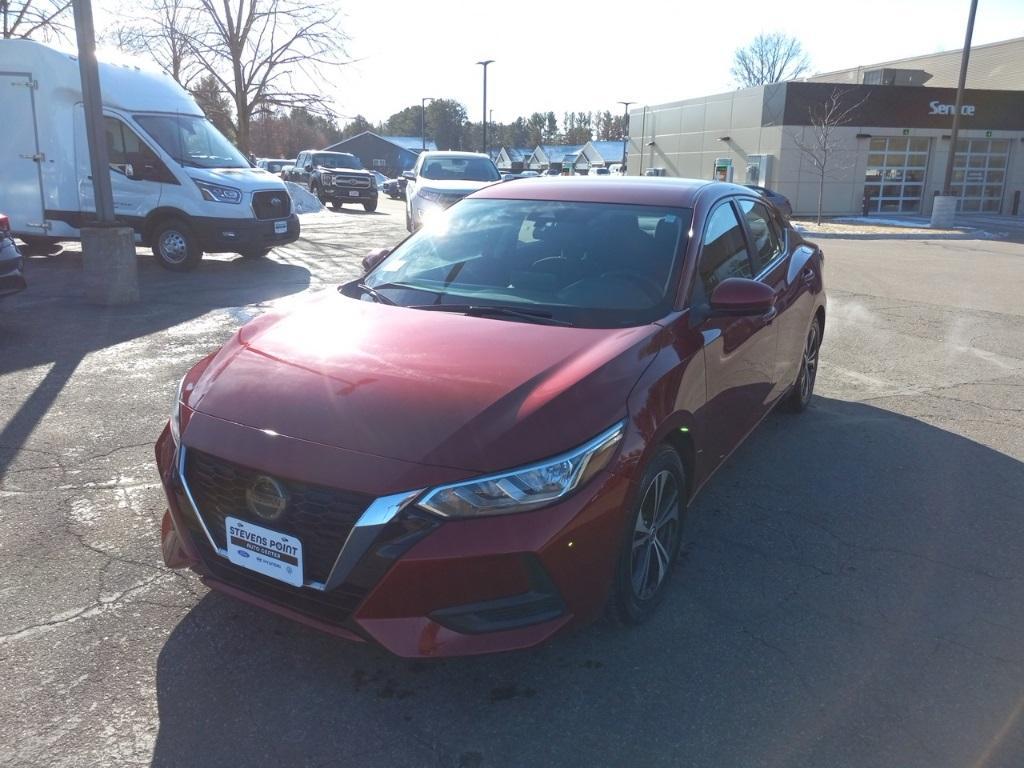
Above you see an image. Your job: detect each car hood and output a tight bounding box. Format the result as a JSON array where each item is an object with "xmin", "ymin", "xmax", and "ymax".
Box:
[
  {"xmin": 417, "ymin": 179, "xmax": 497, "ymax": 195},
  {"xmin": 187, "ymin": 291, "xmax": 661, "ymax": 473}
]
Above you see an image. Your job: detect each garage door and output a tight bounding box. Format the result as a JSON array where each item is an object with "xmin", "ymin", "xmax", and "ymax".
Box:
[
  {"xmin": 863, "ymin": 137, "xmax": 930, "ymax": 214},
  {"xmin": 951, "ymin": 139, "xmax": 1009, "ymax": 214}
]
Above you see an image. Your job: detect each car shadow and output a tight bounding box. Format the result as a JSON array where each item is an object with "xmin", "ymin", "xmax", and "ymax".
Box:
[
  {"xmin": 151, "ymin": 396, "xmax": 1024, "ymax": 767},
  {"xmin": 327, "ymin": 207, "xmax": 388, "ymax": 216},
  {"xmin": 0, "ymin": 249, "xmax": 311, "ymax": 477}
]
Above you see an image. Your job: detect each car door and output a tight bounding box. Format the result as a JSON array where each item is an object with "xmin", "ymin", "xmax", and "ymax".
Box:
[{"xmin": 691, "ymin": 199, "xmax": 780, "ymax": 472}]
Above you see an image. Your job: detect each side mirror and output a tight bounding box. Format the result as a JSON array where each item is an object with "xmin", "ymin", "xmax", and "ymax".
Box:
[
  {"xmin": 709, "ymin": 278, "xmax": 775, "ymax": 316},
  {"xmin": 304, "ymin": 164, "xmax": 313, "ymax": 173},
  {"xmin": 361, "ymin": 247, "xmax": 390, "ymax": 274},
  {"xmin": 402, "ymin": 170, "xmax": 415, "ymax": 181},
  {"xmin": 124, "ymin": 163, "xmax": 135, "ymax": 180}
]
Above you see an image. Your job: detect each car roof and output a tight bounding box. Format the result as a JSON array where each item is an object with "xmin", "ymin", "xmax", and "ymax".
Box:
[
  {"xmin": 420, "ymin": 151, "xmax": 490, "ymax": 159},
  {"xmin": 470, "ymin": 177, "xmax": 747, "ymax": 207}
]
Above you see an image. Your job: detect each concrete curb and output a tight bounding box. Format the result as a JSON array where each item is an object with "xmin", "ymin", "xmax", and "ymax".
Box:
[{"xmin": 797, "ymin": 230, "xmax": 995, "ymax": 241}]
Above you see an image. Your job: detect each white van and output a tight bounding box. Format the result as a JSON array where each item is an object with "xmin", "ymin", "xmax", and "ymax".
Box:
[{"xmin": 0, "ymin": 40, "xmax": 299, "ymax": 270}]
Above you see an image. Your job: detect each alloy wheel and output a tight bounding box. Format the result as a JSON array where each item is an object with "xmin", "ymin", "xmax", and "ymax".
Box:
[
  {"xmin": 799, "ymin": 322, "xmax": 820, "ymax": 404},
  {"xmin": 630, "ymin": 469, "xmax": 681, "ymax": 601}
]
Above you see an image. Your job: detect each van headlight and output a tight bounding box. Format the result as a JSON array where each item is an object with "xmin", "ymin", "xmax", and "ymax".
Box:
[
  {"xmin": 193, "ymin": 179, "xmax": 242, "ymax": 204},
  {"xmin": 418, "ymin": 422, "xmax": 625, "ymax": 518}
]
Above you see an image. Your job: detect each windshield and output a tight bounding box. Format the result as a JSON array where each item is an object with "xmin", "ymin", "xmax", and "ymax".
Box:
[
  {"xmin": 359, "ymin": 199, "xmax": 691, "ymax": 328},
  {"xmin": 420, "ymin": 156, "xmax": 501, "ymax": 182},
  {"xmin": 134, "ymin": 114, "xmax": 248, "ymax": 169},
  {"xmin": 266, "ymin": 161, "xmax": 285, "ymax": 173},
  {"xmin": 314, "ymin": 153, "xmax": 362, "ymax": 169}
]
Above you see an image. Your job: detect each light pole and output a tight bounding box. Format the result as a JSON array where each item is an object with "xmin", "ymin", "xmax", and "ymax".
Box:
[
  {"xmin": 476, "ymin": 60, "xmax": 494, "ymax": 155},
  {"xmin": 421, "ymin": 97, "xmax": 434, "ymax": 151},
  {"xmin": 617, "ymin": 101, "xmax": 633, "ymax": 173}
]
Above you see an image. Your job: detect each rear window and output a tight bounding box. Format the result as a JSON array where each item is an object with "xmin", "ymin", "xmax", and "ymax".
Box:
[{"xmin": 420, "ymin": 157, "xmax": 500, "ymax": 182}]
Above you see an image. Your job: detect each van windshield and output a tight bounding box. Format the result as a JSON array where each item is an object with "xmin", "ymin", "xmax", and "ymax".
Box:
[{"xmin": 134, "ymin": 114, "xmax": 248, "ymax": 169}]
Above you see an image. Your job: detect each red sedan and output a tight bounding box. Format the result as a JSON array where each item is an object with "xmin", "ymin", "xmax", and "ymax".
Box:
[{"xmin": 155, "ymin": 177, "xmax": 825, "ymax": 657}]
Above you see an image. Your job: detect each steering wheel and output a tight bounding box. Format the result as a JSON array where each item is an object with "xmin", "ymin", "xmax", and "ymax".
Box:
[{"xmin": 600, "ymin": 270, "xmax": 663, "ymax": 303}]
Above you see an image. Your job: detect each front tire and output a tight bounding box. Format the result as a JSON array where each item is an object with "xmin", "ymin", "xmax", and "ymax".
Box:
[
  {"xmin": 239, "ymin": 248, "xmax": 271, "ymax": 259},
  {"xmin": 609, "ymin": 445, "xmax": 686, "ymax": 624},
  {"xmin": 783, "ymin": 318, "xmax": 821, "ymax": 413},
  {"xmin": 151, "ymin": 218, "xmax": 202, "ymax": 271},
  {"xmin": 329, "ymin": 201, "xmax": 342, "ymax": 210},
  {"xmin": 363, "ymin": 200, "xmax": 378, "ymax": 213}
]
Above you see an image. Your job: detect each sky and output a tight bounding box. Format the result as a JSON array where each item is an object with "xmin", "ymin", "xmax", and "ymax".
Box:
[{"xmin": 94, "ymin": 0, "xmax": 1023, "ymax": 127}]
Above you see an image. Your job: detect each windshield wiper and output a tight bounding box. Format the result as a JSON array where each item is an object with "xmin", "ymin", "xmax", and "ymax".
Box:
[
  {"xmin": 411, "ymin": 304, "xmax": 573, "ymax": 326},
  {"xmin": 356, "ymin": 282, "xmax": 396, "ymax": 305}
]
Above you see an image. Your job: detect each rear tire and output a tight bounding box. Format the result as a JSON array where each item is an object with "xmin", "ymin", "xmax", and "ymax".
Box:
[
  {"xmin": 783, "ymin": 318, "xmax": 822, "ymax": 413},
  {"xmin": 609, "ymin": 445, "xmax": 686, "ymax": 624},
  {"xmin": 151, "ymin": 218, "xmax": 202, "ymax": 271},
  {"xmin": 363, "ymin": 200, "xmax": 378, "ymax": 213},
  {"xmin": 19, "ymin": 236, "xmax": 61, "ymax": 255}
]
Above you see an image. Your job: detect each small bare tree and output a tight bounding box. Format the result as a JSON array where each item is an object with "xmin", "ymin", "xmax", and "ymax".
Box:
[
  {"xmin": 108, "ymin": 0, "xmax": 203, "ymax": 89},
  {"xmin": 790, "ymin": 88, "xmax": 869, "ymax": 224},
  {"xmin": 186, "ymin": 0, "xmax": 348, "ymax": 153},
  {"xmin": 2, "ymin": 0, "xmax": 72, "ymax": 40},
  {"xmin": 731, "ymin": 32, "xmax": 810, "ymax": 87}
]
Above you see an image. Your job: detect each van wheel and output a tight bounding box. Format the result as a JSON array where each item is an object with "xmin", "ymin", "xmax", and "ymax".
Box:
[
  {"xmin": 152, "ymin": 219, "xmax": 202, "ymax": 271},
  {"xmin": 19, "ymin": 236, "xmax": 61, "ymax": 255}
]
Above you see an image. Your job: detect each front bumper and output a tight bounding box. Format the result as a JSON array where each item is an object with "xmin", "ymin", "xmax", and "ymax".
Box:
[
  {"xmin": 155, "ymin": 418, "xmax": 634, "ymax": 657},
  {"xmin": 189, "ymin": 213, "xmax": 300, "ymax": 253},
  {"xmin": 321, "ymin": 186, "xmax": 378, "ymax": 204},
  {"xmin": 0, "ymin": 238, "xmax": 26, "ymax": 297}
]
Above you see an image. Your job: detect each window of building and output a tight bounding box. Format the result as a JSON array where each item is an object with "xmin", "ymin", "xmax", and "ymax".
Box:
[
  {"xmin": 372, "ymin": 158, "xmax": 386, "ymax": 167},
  {"xmin": 863, "ymin": 137, "xmax": 931, "ymax": 213}
]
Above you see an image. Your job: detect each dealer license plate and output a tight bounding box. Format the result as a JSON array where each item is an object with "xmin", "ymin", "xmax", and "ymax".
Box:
[
  {"xmin": 348, "ymin": 190, "xmax": 360, "ymax": 197},
  {"xmin": 274, "ymin": 220, "xmax": 287, "ymax": 234},
  {"xmin": 225, "ymin": 516, "xmax": 303, "ymax": 587}
]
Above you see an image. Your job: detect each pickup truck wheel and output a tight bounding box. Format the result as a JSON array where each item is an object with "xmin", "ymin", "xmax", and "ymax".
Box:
[
  {"xmin": 152, "ymin": 219, "xmax": 202, "ymax": 271},
  {"xmin": 363, "ymin": 200, "xmax": 378, "ymax": 213},
  {"xmin": 329, "ymin": 201, "xmax": 342, "ymax": 210},
  {"xmin": 239, "ymin": 248, "xmax": 271, "ymax": 259}
]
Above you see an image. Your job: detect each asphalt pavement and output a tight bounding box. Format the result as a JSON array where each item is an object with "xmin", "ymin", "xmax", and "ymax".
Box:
[{"xmin": 2, "ymin": 197, "xmax": 1023, "ymax": 767}]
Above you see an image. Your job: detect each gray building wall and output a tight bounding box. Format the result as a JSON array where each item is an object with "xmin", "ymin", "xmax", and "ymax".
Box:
[{"xmin": 805, "ymin": 37, "xmax": 1024, "ymax": 91}]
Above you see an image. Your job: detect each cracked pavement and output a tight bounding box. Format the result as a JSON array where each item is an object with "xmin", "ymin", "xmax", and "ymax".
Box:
[{"xmin": 2, "ymin": 198, "xmax": 1024, "ymax": 767}]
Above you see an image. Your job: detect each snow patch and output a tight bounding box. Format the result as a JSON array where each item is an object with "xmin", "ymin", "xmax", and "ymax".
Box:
[{"xmin": 285, "ymin": 182, "xmax": 323, "ymax": 214}]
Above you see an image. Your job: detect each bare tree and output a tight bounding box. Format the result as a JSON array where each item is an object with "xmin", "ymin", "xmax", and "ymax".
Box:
[
  {"xmin": 2, "ymin": 0, "xmax": 72, "ymax": 40},
  {"xmin": 731, "ymin": 32, "xmax": 810, "ymax": 87},
  {"xmin": 790, "ymin": 88, "xmax": 869, "ymax": 224},
  {"xmin": 186, "ymin": 0, "xmax": 348, "ymax": 153},
  {"xmin": 107, "ymin": 0, "xmax": 203, "ymax": 89}
]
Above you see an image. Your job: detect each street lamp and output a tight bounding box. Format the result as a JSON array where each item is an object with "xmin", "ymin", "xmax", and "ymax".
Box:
[
  {"xmin": 421, "ymin": 97, "xmax": 434, "ymax": 151},
  {"xmin": 617, "ymin": 101, "xmax": 634, "ymax": 174},
  {"xmin": 476, "ymin": 60, "xmax": 494, "ymax": 155}
]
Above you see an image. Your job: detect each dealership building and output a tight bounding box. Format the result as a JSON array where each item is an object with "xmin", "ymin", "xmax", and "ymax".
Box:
[{"xmin": 626, "ymin": 37, "xmax": 1024, "ymax": 216}]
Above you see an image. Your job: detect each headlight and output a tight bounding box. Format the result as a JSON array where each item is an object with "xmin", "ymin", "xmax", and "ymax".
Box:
[
  {"xmin": 417, "ymin": 188, "xmax": 443, "ymax": 203},
  {"xmin": 418, "ymin": 422, "xmax": 625, "ymax": 518},
  {"xmin": 193, "ymin": 179, "xmax": 242, "ymax": 204},
  {"xmin": 169, "ymin": 374, "xmax": 186, "ymax": 445}
]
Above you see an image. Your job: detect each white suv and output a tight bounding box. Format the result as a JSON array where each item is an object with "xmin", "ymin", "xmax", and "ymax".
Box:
[{"xmin": 403, "ymin": 151, "xmax": 501, "ymax": 232}]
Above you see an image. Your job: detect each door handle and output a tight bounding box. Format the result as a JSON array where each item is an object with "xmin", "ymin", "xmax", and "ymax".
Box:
[
  {"xmin": 760, "ymin": 307, "xmax": 778, "ymax": 325},
  {"xmin": 800, "ymin": 267, "xmax": 815, "ymax": 284}
]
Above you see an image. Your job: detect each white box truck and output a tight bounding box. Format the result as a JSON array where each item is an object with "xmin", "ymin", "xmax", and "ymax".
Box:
[{"xmin": 0, "ymin": 40, "xmax": 299, "ymax": 270}]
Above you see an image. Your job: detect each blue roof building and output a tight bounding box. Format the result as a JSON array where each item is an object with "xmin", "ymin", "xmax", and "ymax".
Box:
[{"xmin": 323, "ymin": 131, "xmax": 437, "ymax": 177}]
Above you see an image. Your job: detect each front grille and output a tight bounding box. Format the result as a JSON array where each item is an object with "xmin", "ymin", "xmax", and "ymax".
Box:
[
  {"xmin": 184, "ymin": 449, "xmax": 373, "ymax": 584},
  {"xmin": 191, "ymin": 530, "xmax": 368, "ymax": 626},
  {"xmin": 252, "ymin": 190, "xmax": 292, "ymax": 220},
  {"xmin": 332, "ymin": 174, "xmax": 371, "ymax": 188}
]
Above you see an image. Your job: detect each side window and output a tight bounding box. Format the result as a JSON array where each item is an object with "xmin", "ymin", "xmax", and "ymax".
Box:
[
  {"xmin": 696, "ymin": 202, "xmax": 752, "ymax": 300},
  {"xmin": 104, "ymin": 117, "xmax": 165, "ymax": 180},
  {"xmin": 104, "ymin": 116, "xmax": 129, "ymax": 175},
  {"xmin": 738, "ymin": 199, "xmax": 784, "ymax": 274}
]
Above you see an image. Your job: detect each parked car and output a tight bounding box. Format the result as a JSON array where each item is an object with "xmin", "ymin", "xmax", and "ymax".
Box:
[
  {"xmin": 156, "ymin": 177, "xmax": 826, "ymax": 658},
  {"xmin": 370, "ymin": 171, "xmax": 389, "ymax": 188},
  {"xmin": 257, "ymin": 158, "xmax": 291, "ymax": 175},
  {"xmin": 285, "ymin": 150, "xmax": 378, "ymax": 212},
  {"xmin": 403, "ymin": 151, "xmax": 500, "ymax": 231},
  {"xmin": 589, "ymin": 167, "xmax": 611, "ymax": 176},
  {"xmin": 0, "ymin": 39, "xmax": 299, "ymax": 271},
  {"xmin": 0, "ymin": 214, "xmax": 26, "ymax": 298},
  {"xmin": 382, "ymin": 177, "xmax": 406, "ymax": 200},
  {"xmin": 743, "ymin": 185, "xmax": 793, "ymax": 220}
]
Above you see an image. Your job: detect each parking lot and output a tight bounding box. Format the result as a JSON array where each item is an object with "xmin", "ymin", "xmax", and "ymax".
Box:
[{"xmin": 2, "ymin": 195, "xmax": 1024, "ymax": 767}]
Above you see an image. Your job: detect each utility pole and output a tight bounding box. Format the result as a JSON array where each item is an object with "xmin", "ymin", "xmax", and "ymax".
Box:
[
  {"xmin": 72, "ymin": 0, "xmax": 139, "ymax": 303},
  {"xmin": 617, "ymin": 101, "xmax": 633, "ymax": 173},
  {"xmin": 421, "ymin": 97, "xmax": 433, "ymax": 151},
  {"xmin": 932, "ymin": 0, "xmax": 979, "ymax": 227},
  {"xmin": 476, "ymin": 60, "xmax": 494, "ymax": 155}
]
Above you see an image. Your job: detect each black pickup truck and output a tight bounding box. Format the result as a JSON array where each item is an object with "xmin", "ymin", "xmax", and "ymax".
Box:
[{"xmin": 284, "ymin": 151, "xmax": 379, "ymax": 212}]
